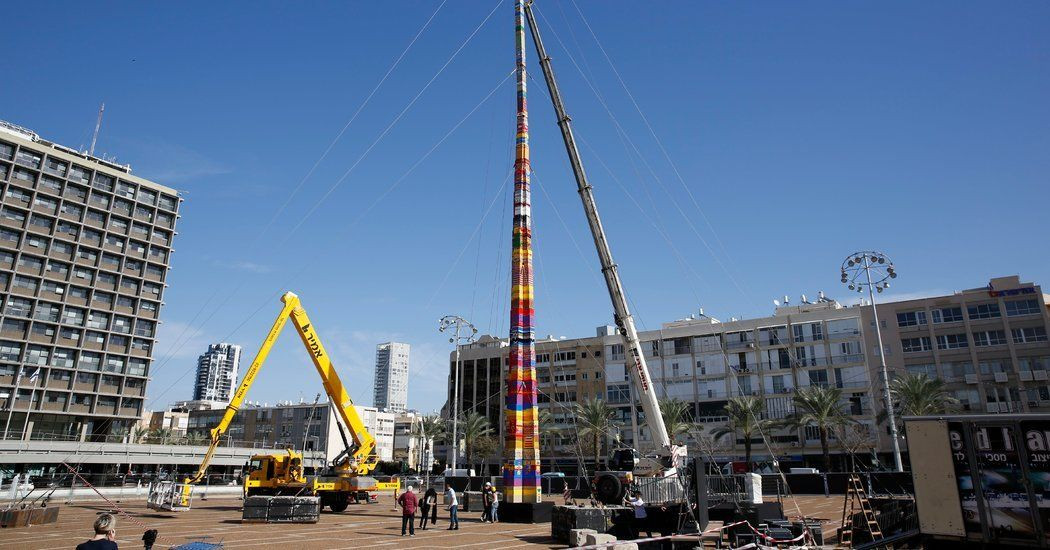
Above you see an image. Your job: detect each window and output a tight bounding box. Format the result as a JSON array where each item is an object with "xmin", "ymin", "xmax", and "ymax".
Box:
[
  {"xmin": 125, "ymin": 260, "xmax": 142, "ymax": 274},
  {"xmin": 140, "ymin": 301, "xmax": 158, "ymax": 314},
  {"xmin": 86, "ymin": 210, "xmax": 106, "ymax": 224},
  {"xmin": 931, "ymin": 307, "xmax": 963, "ymax": 323},
  {"xmin": 144, "ymin": 282, "xmax": 162, "ymax": 297},
  {"xmin": 137, "ymin": 188, "xmax": 157, "ymax": 205},
  {"xmin": 86, "ymin": 331, "xmax": 105, "ymax": 344},
  {"xmin": 131, "ymin": 222, "xmax": 150, "ymax": 237},
  {"xmin": 33, "ymin": 302, "xmax": 60, "ymax": 322},
  {"xmin": 62, "ymin": 307, "xmax": 85, "ymax": 326},
  {"xmin": 159, "ymin": 194, "xmax": 177, "ymax": 211},
  {"xmin": 44, "ymin": 156, "xmax": 67, "ymax": 176},
  {"xmin": 127, "ymin": 359, "xmax": 147, "ymax": 376},
  {"xmin": 77, "ymin": 248, "xmax": 98, "ymax": 263},
  {"xmin": 93, "ymin": 173, "xmax": 114, "ymax": 192},
  {"xmin": 38, "ymin": 176, "xmax": 62, "ymax": 194},
  {"xmin": 104, "ymin": 356, "xmax": 125, "ymax": 373},
  {"xmin": 47, "ymin": 260, "xmax": 69, "ymax": 278},
  {"xmin": 28, "ymin": 214, "xmax": 53, "ymax": 231},
  {"xmin": 906, "ymin": 363, "xmax": 937, "ymax": 377},
  {"xmin": 1, "ymin": 206, "xmax": 26, "ymax": 224},
  {"xmin": 937, "ymin": 333, "xmax": 969, "ymax": 350},
  {"xmin": 68, "ymin": 286, "xmax": 89, "ymax": 300},
  {"xmin": 0, "ymin": 141, "xmax": 13, "ymax": 160},
  {"xmin": 26, "ymin": 345, "xmax": 49, "ymax": 365},
  {"xmin": 78, "ymin": 352, "xmax": 101, "ymax": 371},
  {"xmin": 17, "ymin": 254, "xmax": 43, "ymax": 272},
  {"xmin": 66, "ymin": 184, "xmax": 88, "ymax": 202},
  {"xmin": 1013, "ymin": 327, "xmax": 1048, "ymax": 344},
  {"xmin": 1006, "ymin": 299, "xmax": 1040, "ymax": 317},
  {"xmin": 134, "ymin": 205, "xmax": 153, "ymax": 221},
  {"xmin": 61, "ymin": 203, "xmax": 83, "ymax": 218},
  {"xmin": 105, "ymin": 235, "xmax": 125, "ymax": 251},
  {"xmin": 15, "ymin": 149, "xmax": 42, "ymax": 169},
  {"xmin": 979, "ymin": 360, "xmax": 1012, "ymax": 375},
  {"xmin": 968, "ymin": 303, "xmax": 1001, "ymax": 320},
  {"xmin": 895, "ymin": 311, "xmax": 927, "ymax": 327},
  {"xmin": 70, "ymin": 165, "xmax": 91, "ymax": 183},
  {"xmin": 117, "ymin": 296, "xmax": 135, "ymax": 310},
  {"xmin": 146, "ymin": 264, "xmax": 164, "ymax": 278},
  {"xmin": 87, "ymin": 311, "xmax": 110, "ymax": 330},
  {"xmin": 13, "ymin": 275, "xmax": 38, "ymax": 292},
  {"xmin": 119, "ymin": 278, "xmax": 139, "ymax": 294},
  {"xmin": 109, "ymin": 217, "xmax": 129, "ymax": 233},
  {"xmin": 58, "ymin": 328, "xmax": 79, "ymax": 344},
  {"xmin": 1, "ymin": 318, "xmax": 27, "ymax": 335},
  {"xmin": 52, "ymin": 241, "xmax": 73, "ymax": 256},
  {"xmin": 56, "ymin": 221, "xmax": 78, "ymax": 238},
  {"xmin": 34, "ymin": 195, "xmax": 58, "ymax": 213},
  {"xmin": 4, "ymin": 297, "xmax": 32, "ymax": 317},
  {"xmin": 973, "ymin": 330, "xmax": 1007, "ymax": 347},
  {"xmin": 73, "ymin": 267, "xmax": 94, "ymax": 283},
  {"xmin": 898, "ymin": 335, "xmax": 932, "ymax": 352},
  {"xmin": 157, "ymin": 212, "xmax": 174, "ymax": 227},
  {"xmin": 5, "ymin": 187, "xmax": 31, "ymax": 204},
  {"xmin": 112, "ymin": 316, "xmax": 132, "ymax": 334},
  {"xmin": 0, "ymin": 228, "xmax": 19, "ymax": 245},
  {"xmin": 93, "ymin": 292, "xmax": 114, "ymax": 307},
  {"xmin": 101, "ymin": 253, "xmax": 121, "ymax": 269},
  {"xmin": 41, "ymin": 280, "xmax": 64, "ymax": 295},
  {"xmin": 134, "ymin": 319, "xmax": 154, "ymax": 337},
  {"xmin": 0, "ymin": 341, "xmax": 22, "ymax": 361},
  {"xmin": 50, "ymin": 369, "xmax": 72, "ymax": 382},
  {"xmin": 131, "ymin": 338, "xmax": 151, "ymax": 353}
]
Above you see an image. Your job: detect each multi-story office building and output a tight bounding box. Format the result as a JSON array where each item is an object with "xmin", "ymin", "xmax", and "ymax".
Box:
[
  {"xmin": 878, "ymin": 275, "xmax": 1050, "ymax": 415},
  {"xmin": 444, "ymin": 276, "xmax": 1050, "ymax": 470},
  {"xmin": 193, "ymin": 343, "xmax": 241, "ymax": 403},
  {"xmin": 187, "ymin": 401, "xmax": 396, "ymax": 465},
  {"xmin": 373, "ymin": 342, "xmax": 409, "ymax": 413},
  {"xmin": 393, "ymin": 411, "xmax": 436, "ymax": 472},
  {"xmin": 0, "ymin": 121, "xmax": 180, "ymax": 441}
]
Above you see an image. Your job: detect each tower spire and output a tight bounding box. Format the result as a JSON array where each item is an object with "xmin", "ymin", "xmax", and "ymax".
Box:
[{"xmin": 503, "ymin": 0, "xmax": 541, "ymax": 505}]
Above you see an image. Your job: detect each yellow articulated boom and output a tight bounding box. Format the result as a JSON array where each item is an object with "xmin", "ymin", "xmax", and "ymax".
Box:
[{"xmin": 155, "ymin": 292, "xmax": 380, "ymax": 513}]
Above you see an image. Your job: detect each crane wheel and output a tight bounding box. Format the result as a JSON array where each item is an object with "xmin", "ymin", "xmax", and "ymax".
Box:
[
  {"xmin": 325, "ymin": 493, "xmax": 349, "ymax": 513},
  {"xmin": 594, "ymin": 473, "xmax": 623, "ymax": 505}
]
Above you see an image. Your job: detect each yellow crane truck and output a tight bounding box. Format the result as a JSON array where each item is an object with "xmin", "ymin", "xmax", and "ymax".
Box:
[{"xmin": 155, "ymin": 292, "xmax": 391, "ymax": 513}]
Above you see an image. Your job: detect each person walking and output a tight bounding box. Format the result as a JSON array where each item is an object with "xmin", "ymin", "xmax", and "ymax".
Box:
[
  {"xmin": 625, "ymin": 490, "xmax": 652, "ymax": 539},
  {"xmin": 397, "ymin": 486, "xmax": 418, "ymax": 537},
  {"xmin": 76, "ymin": 513, "xmax": 118, "ymax": 550},
  {"xmin": 419, "ymin": 487, "xmax": 438, "ymax": 530},
  {"xmin": 481, "ymin": 482, "xmax": 494, "ymax": 523},
  {"xmin": 445, "ymin": 486, "xmax": 460, "ymax": 530},
  {"xmin": 490, "ymin": 487, "xmax": 500, "ymax": 523}
]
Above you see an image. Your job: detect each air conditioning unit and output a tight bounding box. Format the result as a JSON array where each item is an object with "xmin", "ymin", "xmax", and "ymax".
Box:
[{"xmin": 790, "ymin": 442, "xmax": 800, "ymax": 448}]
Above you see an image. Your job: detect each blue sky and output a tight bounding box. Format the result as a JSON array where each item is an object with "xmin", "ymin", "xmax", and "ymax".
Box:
[{"xmin": 2, "ymin": 1, "xmax": 1048, "ymax": 414}]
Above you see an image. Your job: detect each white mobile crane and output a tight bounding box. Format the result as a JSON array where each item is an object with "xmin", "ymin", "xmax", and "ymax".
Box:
[{"xmin": 522, "ymin": 3, "xmax": 686, "ymax": 504}]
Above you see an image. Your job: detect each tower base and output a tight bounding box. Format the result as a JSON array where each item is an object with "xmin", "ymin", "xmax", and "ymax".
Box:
[{"xmin": 499, "ymin": 501, "xmax": 554, "ymax": 523}]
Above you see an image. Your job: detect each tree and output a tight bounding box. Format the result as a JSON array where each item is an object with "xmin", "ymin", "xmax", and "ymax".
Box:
[
  {"xmin": 786, "ymin": 386, "xmax": 852, "ymax": 472},
  {"xmin": 836, "ymin": 423, "xmax": 873, "ymax": 472},
  {"xmin": 886, "ymin": 373, "xmax": 958, "ymax": 418},
  {"xmin": 150, "ymin": 428, "xmax": 174, "ymax": 445},
  {"xmin": 574, "ymin": 398, "xmax": 616, "ymax": 470},
  {"xmin": 411, "ymin": 415, "xmax": 446, "ymax": 472},
  {"xmin": 712, "ymin": 396, "xmax": 770, "ymax": 467},
  {"xmin": 131, "ymin": 424, "xmax": 150, "ymax": 444},
  {"xmin": 659, "ymin": 398, "xmax": 696, "ymax": 445},
  {"xmin": 473, "ymin": 435, "xmax": 502, "ymax": 475},
  {"xmin": 537, "ymin": 408, "xmax": 559, "ymax": 456},
  {"xmin": 460, "ymin": 412, "xmax": 494, "ymax": 471}
]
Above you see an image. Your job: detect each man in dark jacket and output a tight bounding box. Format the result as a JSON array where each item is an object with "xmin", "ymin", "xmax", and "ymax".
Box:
[{"xmin": 397, "ymin": 486, "xmax": 418, "ymax": 536}]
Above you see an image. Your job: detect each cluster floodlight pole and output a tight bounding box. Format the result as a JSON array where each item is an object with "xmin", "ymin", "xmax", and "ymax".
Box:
[
  {"xmin": 439, "ymin": 315, "xmax": 477, "ymax": 473},
  {"xmin": 840, "ymin": 251, "xmax": 902, "ymax": 472}
]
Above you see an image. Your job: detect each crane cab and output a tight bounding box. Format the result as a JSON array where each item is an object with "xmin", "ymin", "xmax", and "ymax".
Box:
[{"xmin": 244, "ymin": 450, "xmax": 307, "ymax": 495}]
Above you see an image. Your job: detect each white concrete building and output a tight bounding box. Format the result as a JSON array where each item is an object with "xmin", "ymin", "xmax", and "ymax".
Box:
[
  {"xmin": 373, "ymin": 342, "xmax": 409, "ymax": 413},
  {"xmin": 193, "ymin": 343, "xmax": 242, "ymax": 402}
]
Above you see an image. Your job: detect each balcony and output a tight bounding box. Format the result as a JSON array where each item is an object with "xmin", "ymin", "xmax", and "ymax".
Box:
[
  {"xmin": 726, "ymin": 340, "xmax": 755, "ymax": 350},
  {"xmin": 831, "ymin": 354, "xmax": 865, "ymax": 365}
]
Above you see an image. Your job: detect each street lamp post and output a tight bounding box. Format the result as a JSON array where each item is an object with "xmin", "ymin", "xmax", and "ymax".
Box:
[
  {"xmin": 438, "ymin": 315, "xmax": 477, "ymax": 473},
  {"xmin": 840, "ymin": 251, "xmax": 903, "ymax": 472}
]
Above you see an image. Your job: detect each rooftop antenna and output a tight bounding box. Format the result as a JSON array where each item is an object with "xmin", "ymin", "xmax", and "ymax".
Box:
[
  {"xmin": 783, "ymin": 295, "xmax": 790, "ymax": 305},
  {"xmin": 89, "ymin": 102, "xmax": 105, "ymax": 156},
  {"xmin": 801, "ymin": 294, "xmax": 810, "ymax": 304}
]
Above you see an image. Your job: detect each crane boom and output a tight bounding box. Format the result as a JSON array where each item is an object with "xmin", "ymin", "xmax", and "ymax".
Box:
[
  {"xmin": 185, "ymin": 292, "xmax": 376, "ymax": 486},
  {"xmin": 523, "ymin": 2, "xmax": 671, "ymax": 450}
]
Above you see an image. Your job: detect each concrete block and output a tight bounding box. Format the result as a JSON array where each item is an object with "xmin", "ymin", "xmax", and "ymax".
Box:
[
  {"xmin": 585, "ymin": 533, "xmax": 617, "ymax": 546},
  {"xmin": 571, "ymin": 528, "xmax": 597, "ymax": 547},
  {"xmin": 610, "ymin": 544, "xmax": 638, "ymax": 550}
]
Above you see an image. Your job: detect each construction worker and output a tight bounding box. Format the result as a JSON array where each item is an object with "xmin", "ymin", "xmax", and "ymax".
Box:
[{"xmin": 76, "ymin": 513, "xmax": 118, "ymax": 550}]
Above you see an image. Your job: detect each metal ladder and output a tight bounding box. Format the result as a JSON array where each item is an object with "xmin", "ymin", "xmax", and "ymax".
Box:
[{"xmin": 839, "ymin": 474, "xmax": 886, "ymax": 548}]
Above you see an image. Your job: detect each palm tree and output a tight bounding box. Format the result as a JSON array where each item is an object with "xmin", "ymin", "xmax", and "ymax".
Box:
[
  {"xmin": 574, "ymin": 398, "xmax": 616, "ymax": 470},
  {"xmin": 786, "ymin": 386, "xmax": 852, "ymax": 472},
  {"xmin": 460, "ymin": 412, "xmax": 494, "ymax": 472},
  {"xmin": 132, "ymin": 424, "xmax": 150, "ymax": 444},
  {"xmin": 712, "ymin": 396, "xmax": 769, "ymax": 467},
  {"xmin": 659, "ymin": 398, "xmax": 696, "ymax": 445},
  {"xmin": 411, "ymin": 415, "xmax": 446, "ymax": 473},
  {"xmin": 150, "ymin": 427, "xmax": 174, "ymax": 445},
  {"xmin": 537, "ymin": 408, "xmax": 558, "ymax": 455},
  {"xmin": 887, "ymin": 373, "xmax": 958, "ymax": 418}
]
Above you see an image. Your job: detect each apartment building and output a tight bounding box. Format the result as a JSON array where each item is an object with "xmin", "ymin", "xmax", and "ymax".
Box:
[
  {"xmin": 193, "ymin": 343, "xmax": 241, "ymax": 403},
  {"xmin": 0, "ymin": 121, "xmax": 180, "ymax": 441},
  {"xmin": 373, "ymin": 342, "xmax": 409, "ymax": 413},
  {"xmin": 393, "ymin": 411, "xmax": 434, "ymax": 471},
  {"xmin": 186, "ymin": 401, "xmax": 396, "ymax": 465},
  {"xmin": 877, "ymin": 275, "xmax": 1050, "ymax": 415}
]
